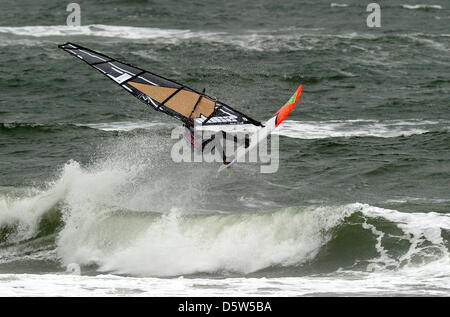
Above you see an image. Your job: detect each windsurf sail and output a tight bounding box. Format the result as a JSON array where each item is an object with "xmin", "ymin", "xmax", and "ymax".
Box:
[{"xmin": 59, "ymin": 42, "xmax": 261, "ymax": 127}]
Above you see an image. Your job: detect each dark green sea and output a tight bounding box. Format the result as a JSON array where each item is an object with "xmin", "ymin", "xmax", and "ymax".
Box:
[{"xmin": 0, "ymin": 0, "xmax": 449, "ymax": 296}]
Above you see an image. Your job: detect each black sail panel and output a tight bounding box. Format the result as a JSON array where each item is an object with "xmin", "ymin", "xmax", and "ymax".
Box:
[{"xmin": 59, "ymin": 42, "xmax": 261, "ymax": 127}]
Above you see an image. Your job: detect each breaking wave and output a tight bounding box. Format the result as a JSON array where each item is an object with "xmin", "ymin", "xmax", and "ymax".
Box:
[{"xmin": 1, "ymin": 144, "xmax": 449, "ymax": 277}]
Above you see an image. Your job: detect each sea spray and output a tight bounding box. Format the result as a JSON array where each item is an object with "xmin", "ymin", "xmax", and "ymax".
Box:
[{"xmin": 1, "ymin": 139, "xmax": 449, "ymax": 277}]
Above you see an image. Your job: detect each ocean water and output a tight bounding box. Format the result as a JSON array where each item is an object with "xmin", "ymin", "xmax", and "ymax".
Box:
[{"xmin": 0, "ymin": 0, "xmax": 449, "ymax": 296}]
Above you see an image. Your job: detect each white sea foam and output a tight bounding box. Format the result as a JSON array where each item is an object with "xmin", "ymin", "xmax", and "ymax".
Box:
[
  {"xmin": 2, "ymin": 156, "xmax": 450, "ymax": 278},
  {"xmin": 1, "ymin": 155, "xmax": 450, "ymax": 295},
  {"xmin": 51, "ymin": 158, "xmax": 349, "ymax": 276},
  {"xmin": 356, "ymin": 203, "xmax": 450, "ymax": 271},
  {"xmin": 0, "ymin": 24, "xmax": 340, "ymax": 53},
  {"xmin": 1, "ymin": 133, "xmax": 449, "ymax": 286},
  {"xmin": 77, "ymin": 121, "xmax": 175, "ymax": 132},
  {"xmin": 0, "ymin": 24, "xmax": 396, "ymax": 53},
  {"xmin": 385, "ymin": 197, "xmax": 450, "ymax": 204},
  {"xmin": 402, "ymin": 4, "xmax": 443, "ymax": 10},
  {"xmin": 330, "ymin": 3, "xmax": 349, "ymax": 8},
  {"xmin": 0, "ymin": 24, "xmax": 211, "ymax": 40},
  {"xmin": 406, "ymin": 34, "xmax": 449, "ymax": 52},
  {"xmin": 0, "ymin": 261, "xmax": 449, "ymax": 296},
  {"xmin": 77, "ymin": 119, "xmax": 449, "ymax": 139},
  {"xmin": 274, "ymin": 119, "xmax": 449, "ymax": 139}
]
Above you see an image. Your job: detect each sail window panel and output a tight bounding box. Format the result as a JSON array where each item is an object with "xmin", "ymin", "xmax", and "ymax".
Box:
[
  {"xmin": 109, "ymin": 61, "xmax": 142, "ymax": 76},
  {"xmin": 76, "ymin": 49, "xmax": 110, "ymax": 64},
  {"xmin": 138, "ymin": 73, "xmax": 181, "ymax": 88}
]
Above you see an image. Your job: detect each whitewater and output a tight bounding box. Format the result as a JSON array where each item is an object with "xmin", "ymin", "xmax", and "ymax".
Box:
[{"xmin": 1, "ymin": 134, "xmax": 449, "ymax": 296}]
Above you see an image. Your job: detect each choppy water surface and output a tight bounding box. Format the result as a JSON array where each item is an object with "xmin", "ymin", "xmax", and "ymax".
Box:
[{"xmin": 0, "ymin": 0, "xmax": 449, "ymax": 296}]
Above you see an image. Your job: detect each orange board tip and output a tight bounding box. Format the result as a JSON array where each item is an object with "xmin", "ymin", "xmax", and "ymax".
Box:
[{"xmin": 275, "ymin": 84, "xmax": 302, "ymax": 127}]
